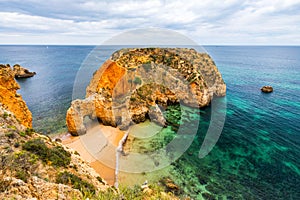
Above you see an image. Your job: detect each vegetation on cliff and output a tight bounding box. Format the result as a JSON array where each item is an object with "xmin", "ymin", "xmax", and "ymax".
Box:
[
  {"xmin": 0, "ymin": 104, "xmax": 111, "ymax": 199},
  {"xmin": 0, "ymin": 65, "xmax": 108, "ymax": 199},
  {"xmin": 0, "ymin": 63, "xmax": 183, "ymax": 199},
  {"xmin": 67, "ymin": 48, "xmax": 226, "ymax": 135}
]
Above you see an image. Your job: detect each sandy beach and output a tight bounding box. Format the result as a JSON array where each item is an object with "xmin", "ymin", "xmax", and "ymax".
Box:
[
  {"xmin": 61, "ymin": 124, "xmax": 125, "ymax": 185},
  {"xmin": 60, "ymin": 121, "xmax": 174, "ymax": 187}
]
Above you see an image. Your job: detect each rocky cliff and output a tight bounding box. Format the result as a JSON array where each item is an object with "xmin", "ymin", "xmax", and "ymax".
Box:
[
  {"xmin": 0, "ymin": 104, "xmax": 110, "ymax": 199},
  {"xmin": 0, "ymin": 64, "xmax": 32, "ymax": 128},
  {"xmin": 13, "ymin": 64, "xmax": 36, "ymax": 78},
  {"xmin": 66, "ymin": 48, "xmax": 226, "ymax": 135},
  {"xmin": 0, "ymin": 64, "xmax": 179, "ymax": 199},
  {"xmin": 0, "ymin": 65, "xmax": 111, "ymax": 199}
]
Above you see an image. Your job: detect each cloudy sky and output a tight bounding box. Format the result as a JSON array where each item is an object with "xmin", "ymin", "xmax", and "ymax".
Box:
[{"xmin": 0, "ymin": 0, "xmax": 299, "ymax": 45}]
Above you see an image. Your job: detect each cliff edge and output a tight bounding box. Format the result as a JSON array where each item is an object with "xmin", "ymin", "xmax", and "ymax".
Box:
[
  {"xmin": 0, "ymin": 64, "xmax": 32, "ymax": 128},
  {"xmin": 0, "ymin": 65, "xmax": 111, "ymax": 199},
  {"xmin": 66, "ymin": 48, "xmax": 226, "ymax": 135},
  {"xmin": 0, "ymin": 62, "xmax": 179, "ymax": 199}
]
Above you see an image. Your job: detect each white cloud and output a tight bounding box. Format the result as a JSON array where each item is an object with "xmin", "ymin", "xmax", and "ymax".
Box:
[{"xmin": 0, "ymin": 0, "xmax": 299, "ymax": 44}]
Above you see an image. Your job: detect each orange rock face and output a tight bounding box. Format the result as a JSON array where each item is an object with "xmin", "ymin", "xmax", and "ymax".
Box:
[
  {"xmin": 86, "ymin": 60, "xmax": 126, "ymax": 97},
  {"xmin": 66, "ymin": 48, "xmax": 226, "ymax": 135},
  {"xmin": 0, "ymin": 65, "xmax": 32, "ymax": 128},
  {"xmin": 67, "ymin": 61, "xmax": 127, "ymax": 135}
]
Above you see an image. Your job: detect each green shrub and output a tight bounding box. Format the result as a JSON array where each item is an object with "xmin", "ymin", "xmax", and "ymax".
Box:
[
  {"xmin": 94, "ymin": 185, "xmax": 143, "ymax": 200},
  {"xmin": 7, "ymin": 125, "xmax": 16, "ymax": 130},
  {"xmin": 14, "ymin": 142, "xmax": 20, "ymax": 148},
  {"xmin": 0, "ymin": 177, "xmax": 12, "ymax": 193},
  {"xmin": 18, "ymin": 131, "xmax": 26, "ymax": 137},
  {"xmin": 56, "ymin": 171, "xmax": 96, "ymax": 195},
  {"xmin": 48, "ymin": 146, "xmax": 71, "ymax": 167},
  {"xmin": 133, "ymin": 77, "xmax": 142, "ymax": 85},
  {"xmin": 14, "ymin": 151, "xmax": 39, "ymax": 165},
  {"xmin": 142, "ymin": 63, "xmax": 151, "ymax": 72},
  {"xmin": 25, "ymin": 128, "xmax": 34, "ymax": 136},
  {"xmin": 3, "ymin": 112, "xmax": 9, "ymax": 119},
  {"xmin": 165, "ymin": 57, "xmax": 173, "ymax": 65},
  {"xmin": 119, "ymin": 185, "xmax": 143, "ymax": 199},
  {"xmin": 0, "ymin": 151, "xmax": 39, "ymax": 182},
  {"xmin": 97, "ymin": 184, "xmax": 171, "ymax": 200},
  {"xmin": 130, "ymin": 97, "xmax": 136, "ymax": 102},
  {"xmin": 23, "ymin": 139, "xmax": 71, "ymax": 167},
  {"xmin": 96, "ymin": 188, "xmax": 117, "ymax": 199},
  {"xmin": 16, "ymin": 170, "xmax": 28, "ymax": 182},
  {"xmin": 5, "ymin": 132, "xmax": 16, "ymax": 139}
]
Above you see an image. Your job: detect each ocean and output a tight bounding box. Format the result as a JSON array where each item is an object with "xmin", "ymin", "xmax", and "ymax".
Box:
[{"xmin": 0, "ymin": 45, "xmax": 299, "ymax": 199}]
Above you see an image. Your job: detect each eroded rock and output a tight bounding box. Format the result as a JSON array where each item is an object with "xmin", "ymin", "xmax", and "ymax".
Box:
[
  {"xmin": 13, "ymin": 64, "xmax": 36, "ymax": 78},
  {"xmin": 66, "ymin": 48, "xmax": 226, "ymax": 135},
  {"xmin": 0, "ymin": 64, "xmax": 32, "ymax": 128},
  {"xmin": 261, "ymin": 85, "xmax": 273, "ymax": 93}
]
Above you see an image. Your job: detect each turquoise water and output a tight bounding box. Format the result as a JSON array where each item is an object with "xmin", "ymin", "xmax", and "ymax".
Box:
[
  {"xmin": 172, "ymin": 46, "xmax": 300, "ymax": 199},
  {"xmin": 0, "ymin": 45, "xmax": 299, "ymax": 199}
]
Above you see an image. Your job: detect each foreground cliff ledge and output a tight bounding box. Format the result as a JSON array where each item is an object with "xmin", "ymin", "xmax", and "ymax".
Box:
[
  {"xmin": 67, "ymin": 48, "xmax": 226, "ymax": 136},
  {"xmin": 0, "ymin": 66, "xmax": 110, "ymax": 199}
]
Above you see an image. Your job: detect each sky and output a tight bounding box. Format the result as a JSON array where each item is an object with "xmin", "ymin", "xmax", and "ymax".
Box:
[{"xmin": 0, "ymin": 0, "xmax": 299, "ymax": 45}]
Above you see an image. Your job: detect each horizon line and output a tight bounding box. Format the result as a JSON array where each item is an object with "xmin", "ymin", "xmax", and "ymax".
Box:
[{"xmin": 0, "ymin": 44, "xmax": 299, "ymax": 47}]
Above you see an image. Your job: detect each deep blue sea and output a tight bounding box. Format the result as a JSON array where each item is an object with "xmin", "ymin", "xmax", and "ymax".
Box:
[{"xmin": 0, "ymin": 45, "xmax": 299, "ymax": 199}]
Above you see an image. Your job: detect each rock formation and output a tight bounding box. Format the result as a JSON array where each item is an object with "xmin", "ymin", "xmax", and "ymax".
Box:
[
  {"xmin": 66, "ymin": 48, "xmax": 226, "ymax": 136},
  {"xmin": 0, "ymin": 72, "xmax": 111, "ymax": 199},
  {"xmin": 0, "ymin": 64, "xmax": 32, "ymax": 128},
  {"xmin": 13, "ymin": 64, "xmax": 36, "ymax": 78},
  {"xmin": 0, "ymin": 67, "xmax": 178, "ymax": 199},
  {"xmin": 0, "ymin": 103, "xmax": 110, "ymax": 199},
  {"xmin": 261, "ymin": 85, "xmax": 273, "ymax": 93}
]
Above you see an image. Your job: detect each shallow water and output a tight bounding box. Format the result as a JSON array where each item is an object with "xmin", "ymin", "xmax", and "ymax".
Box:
[{"xmin": 1, "ymin": 45, "xmax": 299, "ymax": 199}]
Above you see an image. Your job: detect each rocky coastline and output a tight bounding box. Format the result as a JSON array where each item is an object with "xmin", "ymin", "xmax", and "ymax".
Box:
[
  {"xmin": 0, "ymin": 62, "xmax": 181, "ymax": 200},
  {"xmin": 66, "ymin": 48, "xmax": 226, "ymax": 136},
  {"xmin": 0, "ymin": 66, "xmax": 111, "ymax": 199},
  {"xmin": 0, "ymin": 64, "xmax": 36, "ymax": 79},
  {"xmin": 13, "ymin": 64, "xmax": 36, "ymax": 78},
  {"xmin": 0, "ymin": 64, "xmax": 33, "ymax": 128}
]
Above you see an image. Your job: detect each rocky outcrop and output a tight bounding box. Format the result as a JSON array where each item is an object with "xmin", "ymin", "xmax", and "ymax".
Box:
[
  {"xmin": 0, "ymin": 64, "xmax": 32, "ymax": 128},
  {"xmin": 0, "ymin": 103, "xmax": 109, "ymax": 200},
  {"xmin": 66, "ymin": 48, "xmax": 226, "ymax": 135},
  {"xmin": 13, "ymin": 64, "xmax": 36, "ymax": 78},
  {"xmin": 0, "ymin": 72, "xmax": 179, "ymax": 199},
  {"xmin": 261, "ymin": 85, "xmax": 273, "ymax": 93},
  {"xmin": 0, "ymin": 65, "xmax": 111, "ymax": 199}
]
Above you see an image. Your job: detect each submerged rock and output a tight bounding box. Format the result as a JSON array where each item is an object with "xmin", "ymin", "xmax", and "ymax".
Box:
[
  {"xmin": 66, "ymin": 48, "xmax": 226, "ymax": 135},
  {"xmin": 261, "ymin": 86, "xmax": 273, "ymax": 93},
  {"xmin": 159, "ymin": 177, "xmax": 181, "ymax": 195}
]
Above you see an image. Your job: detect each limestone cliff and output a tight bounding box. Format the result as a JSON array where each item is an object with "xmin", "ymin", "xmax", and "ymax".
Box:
[
  {"xmin": 66, "ymin": 48, "xmax": 226, "ymax": 135},
  {"xmin": 0, "ymin": 69, "xmax": 178, "ymax": 199},
  {"xmin": 0, "ymin": 64, "xmax": 32, "ymax": 128},
  {"xmin": 0, "ymin": 103, "xmax": 110, "ymax": 199},
  {"xmin": 0, "ymin": 64, "xmax": 111, "ymax": 199}
]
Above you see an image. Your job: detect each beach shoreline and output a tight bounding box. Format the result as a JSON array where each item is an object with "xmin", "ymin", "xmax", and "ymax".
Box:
[
  {"xmin": 60, "ymin": 124, "xmax": 125, "ymax": 186},
  {"xmin": 58, "ymin": 121, "xmax": 172, "ymax": 187}
]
